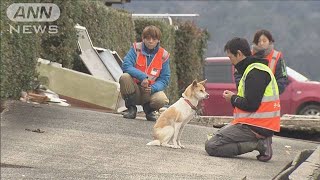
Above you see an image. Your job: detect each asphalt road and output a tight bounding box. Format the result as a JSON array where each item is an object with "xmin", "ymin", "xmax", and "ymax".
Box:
[{"xmin": 1, "ymin": 101, "xmax": 318, "ymax": 179}]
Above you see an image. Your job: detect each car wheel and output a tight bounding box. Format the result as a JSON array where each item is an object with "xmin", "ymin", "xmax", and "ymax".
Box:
[{"xmin": 298, "ymin": 105, "xmax": 320, "ymax": 116}]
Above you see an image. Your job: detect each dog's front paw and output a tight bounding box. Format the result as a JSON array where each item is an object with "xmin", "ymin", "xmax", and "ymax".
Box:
[{"xmin": 172, "ymin": 145, "xmax": 181, "ymax": 149}]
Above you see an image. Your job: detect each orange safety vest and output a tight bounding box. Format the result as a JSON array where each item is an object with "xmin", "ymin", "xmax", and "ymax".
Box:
[
  {"xmin": 232, "ymin": 63, "xmax": 281, "ymax": 132},
  {"xmin": 133, "ymin": 42, "xmax": 169, "ymax": 85},
  {"xmin": 265, "ymin": 49, "xmax": 282, "ymax": 74}
]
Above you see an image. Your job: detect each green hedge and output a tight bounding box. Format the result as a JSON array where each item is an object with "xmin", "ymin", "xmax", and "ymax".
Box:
[
  {"xmin": 133, "ymin": 19, "xmax": 179, "ymax": 103},
  {"xmin": 174, "ymin": 21, "xmax": 209, "ymax": 95},
  {"xmin": 1, "ymin": 0, "xmax": 135, "ymax": 100},
  {"xmin": 0, "ymin": 0, "xmax": 42, "ymax": 100}
]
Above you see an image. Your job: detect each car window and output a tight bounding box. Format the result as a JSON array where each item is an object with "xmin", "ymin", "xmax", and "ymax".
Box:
[{"xmin": 205, "ymin": 62, "xmax": 233, "ymax": 83}]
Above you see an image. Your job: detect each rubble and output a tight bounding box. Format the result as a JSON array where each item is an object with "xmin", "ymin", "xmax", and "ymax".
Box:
[{"xmin": 20, "ymin": 85, "xmax": 70, "ymax": 107}]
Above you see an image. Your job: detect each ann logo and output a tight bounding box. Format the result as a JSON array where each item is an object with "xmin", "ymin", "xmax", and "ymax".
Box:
[
  {"xmin": 14, "ymin": 5, "xmax": 52, "ymax": 20},
  {"xmin": 7, "ymin": 3, "xmax": 60, "ymax": 34},
  {"xmin": 7, "ymin": 3, "xmax": 60, "ymax": 22}
]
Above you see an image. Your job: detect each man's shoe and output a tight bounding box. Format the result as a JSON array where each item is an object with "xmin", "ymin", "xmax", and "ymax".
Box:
[
  {"xmin": 143, "ymin": 102, "xmax": 157, "ymax": 121},
  {"xmin": 123, "ymin": 106, "xmax": 137, "ymax": 119},
  {"xmin": 145, "ymin": 112, "xmax": 157, "ymax": 121},
  {"xmin": 256, "ymin": 136, "xmax": 273, "ymax": 162}
]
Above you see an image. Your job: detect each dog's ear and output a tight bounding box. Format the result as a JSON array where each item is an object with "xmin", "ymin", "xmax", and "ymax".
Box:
[
  {"xmin": 192, "ymin": 80, "xmax": 198, "ymax": 87},
  {"xmin": 199, "ymin": 79, "xmax": 207, "ymax": 86}
]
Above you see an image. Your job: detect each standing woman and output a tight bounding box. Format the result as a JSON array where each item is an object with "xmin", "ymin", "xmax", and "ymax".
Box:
[
  {"xmin": 251, "ymin": 29, "xmax": 288, "ymax": 94},
  {"xmin": 234, "ymin": 29, "xmax": 288, "ymax": 94}
]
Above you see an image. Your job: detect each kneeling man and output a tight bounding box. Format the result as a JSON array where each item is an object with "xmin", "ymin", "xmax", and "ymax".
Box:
[{"xmin": 205, "ymin": 37, "xmax": 281, "ymax": 162}]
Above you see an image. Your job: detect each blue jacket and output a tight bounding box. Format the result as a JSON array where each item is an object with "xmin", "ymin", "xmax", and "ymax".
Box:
[{"xmin": 122, "ymin": 42, "xmax": 170, "ymax": 94}]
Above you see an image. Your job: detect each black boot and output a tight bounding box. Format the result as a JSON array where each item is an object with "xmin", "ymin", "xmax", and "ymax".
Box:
[
  {"xmin": 237, "ymin": 141, "xmax": 258, "ymax": 155},
  {"xmin": 123, "ymin": 106, "xmax": 137, "ymax": 119},
  {"xmin": 237, "ymin": 138, "xmax": 273, "ymax": 162},
  {"xmin": 256, "ymin": 137, "xmax": 273, "ymax": 162},
  {"xmin": 143, "ymin": 103, "xmax": 157, "ymax": 121},
  {"xmin": 123, "ymin": 94, "xmax": 137, "ymax": 119}
]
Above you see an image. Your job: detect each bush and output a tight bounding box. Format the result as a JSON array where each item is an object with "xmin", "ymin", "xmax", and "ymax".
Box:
[
  {"xmin": 1, "ymin": 0, "xmax": 135, "ymax": 100},
  {"xmin": 174, "ymin": 21, "xmax": 209, "ymax": 95},
  {"xmin": 0, "ymin": 0, "xmax": 42, "ymax": 100}
]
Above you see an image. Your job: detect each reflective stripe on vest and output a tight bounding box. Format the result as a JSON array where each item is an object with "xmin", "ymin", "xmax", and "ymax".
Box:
[
  {"xmin": 232, "ymin": 63, "xmax": 281, "ymax": 132},
  {"xmin": 133, "ymin": 42, "xmax": 167, "ymax": 85},
  {"xmin": 267, "ymin": 50, "xmax": 281, "ymax": 74},
  {"xmin": 234, "ymin": 111, "xmax": 280, "ymax": 119}
]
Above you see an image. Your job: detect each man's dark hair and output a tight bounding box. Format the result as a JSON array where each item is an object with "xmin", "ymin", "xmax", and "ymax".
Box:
[
  {"xmin": 253, "ymin": 29, "xmax": 274, "ymax": 45},
  {"xmin": 224, "ymin": 37, "xmax": 251, "ymax": 57}
]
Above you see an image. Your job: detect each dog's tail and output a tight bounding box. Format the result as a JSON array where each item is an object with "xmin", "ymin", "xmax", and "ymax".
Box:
[{"xmin": 146, "ymin": 140, "xmax": 161, "ymax": 146}]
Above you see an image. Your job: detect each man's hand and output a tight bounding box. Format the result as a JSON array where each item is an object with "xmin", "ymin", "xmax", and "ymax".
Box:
[
  {"xmin": 141, "ymin": 79, "xmax": 149, "ymax": 88},
  {"xmin": 223, "ymin": 90, "xmax": 235, "ymax": 102}
]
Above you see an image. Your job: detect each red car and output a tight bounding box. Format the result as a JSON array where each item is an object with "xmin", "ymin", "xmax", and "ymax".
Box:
[{"xmin": 202, "ymin": 57, "xmax": 320, "ymax": 116}]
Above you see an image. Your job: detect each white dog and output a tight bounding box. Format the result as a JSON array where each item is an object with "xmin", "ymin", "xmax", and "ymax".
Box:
[{"xmin": 147, "ymin": 80, "xmax": 209, "ymax": 148}]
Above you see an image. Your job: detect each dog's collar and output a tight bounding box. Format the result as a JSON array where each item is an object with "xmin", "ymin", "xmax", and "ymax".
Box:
[{"xmin": 184, "ymin": 98, "xmax": 197, "ymax": 110}]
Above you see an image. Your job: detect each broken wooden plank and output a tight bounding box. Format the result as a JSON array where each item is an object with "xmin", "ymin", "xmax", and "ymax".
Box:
[
  {"xmin": 36, "ymin": 58, "xmax": 122, "ymax": 111},
  {"xmin": 190, "ymin": 115, "xmax": 320, "ymax": 133}
]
